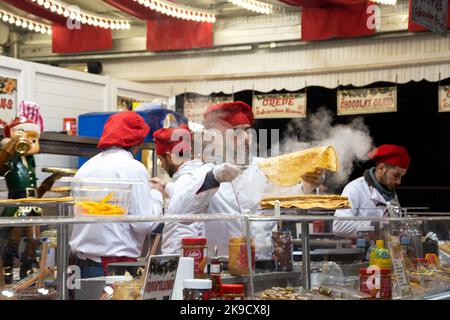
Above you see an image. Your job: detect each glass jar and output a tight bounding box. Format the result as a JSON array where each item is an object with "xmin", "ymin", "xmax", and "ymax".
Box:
[
  {"xmin": 182, "ymin": 238, "xmax": 208, "ymax": 279},
  {"xmin": 228, "ymin": 237, "xmax": 255, "ymax": 276},
  {"xmin": 112, "ymin": 280, "xmax": 142, "ymax": 300},
  {"xmin": 272, "ymin": 231, "xmax": 293, "ymax": 271},
  {"xmin": 221, "ymin": 284, "xmax": 245, "ymax": 300},
  {"xmin": 183, "ymin": 279, "xmax": 212, "ymax": 300}
]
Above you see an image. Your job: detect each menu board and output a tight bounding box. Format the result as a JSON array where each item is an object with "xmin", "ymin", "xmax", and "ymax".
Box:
[{"xmin": 142, "ymin": 254, "xmax": 180, "ymax": 300}]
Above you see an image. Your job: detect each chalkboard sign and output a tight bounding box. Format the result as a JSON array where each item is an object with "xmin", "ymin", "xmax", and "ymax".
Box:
[{"xmin": 142, "ymin": 254, "xmax": 180, "ymax": 300}]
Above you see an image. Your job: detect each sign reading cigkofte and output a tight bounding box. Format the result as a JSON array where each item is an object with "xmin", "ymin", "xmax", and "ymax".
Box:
[
  {"xmin": 253, "ymin": 93, "xmax": 306, "ymax": 119},
  {"xmin": 142, "ymin": 254, "xmax": 179, "ymax": 300},
  {"xmin": 337, "ymin": 87, "xmax": 397, "ymax": 116}
]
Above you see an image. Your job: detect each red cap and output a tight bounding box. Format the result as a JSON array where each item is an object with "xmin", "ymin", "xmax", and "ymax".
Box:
[
  {"xmin": 203, "ymin": 101, "xmax": 253, "ymax": 129},
  {"xmin": 221, "ymin": 284, "xmax": 244, "ymax": 294},
  {"xmin": 4, "ymin": 116, "xmax": 40, "ymax": 138},
  {"xmin": 368, "ymin": 144, "xmax": 410, "ymax": 169},
  {"xmin": 153, "ymin": 124, "xmax": 191, "ymax": 156},
  {"xmin": 97, "ymin": 111, "xmax": 149, "ymax": 150},
  {"xmin": 181, "ymin": 238, "xmax": 207, "ymax": 245}
]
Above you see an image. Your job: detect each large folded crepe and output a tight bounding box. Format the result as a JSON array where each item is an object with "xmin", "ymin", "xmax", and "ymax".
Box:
[
  {"xmin": 257, "ymin": 145, "xmax": 339, "ymax": 187},
  {"xmin": 260, "ymin": 194, "xmax": 350, "ymax": 210}
]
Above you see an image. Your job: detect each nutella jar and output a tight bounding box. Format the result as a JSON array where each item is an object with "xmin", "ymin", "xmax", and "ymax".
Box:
[
  {"xmin": 182, "ymin": 238, "xmax": 208, "ymax": 278},
  {"xmin": 183, "ymin": 279, "xmax": 212, "ymax": 300},
  {"xmin": 272, "ymin": 231, "xmax": 293, "ymax": 271}
]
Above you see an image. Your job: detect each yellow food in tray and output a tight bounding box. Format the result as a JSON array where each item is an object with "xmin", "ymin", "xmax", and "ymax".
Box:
[
  {"xmin": 76, "ymin": 201, "xmax": 125, "ymax": 215},
  {"xmin": 75, "ymin": 192, "xmax": 125, "ymax": 215}
]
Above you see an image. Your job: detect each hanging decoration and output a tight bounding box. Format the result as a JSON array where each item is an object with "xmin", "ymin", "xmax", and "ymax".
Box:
[
  {"xmin": 227, "ymin": 0, "xmax": 275, "ymax": 15},
  {"xmin": 132, "ymin": 0, "xmax": 216, "ymax": 23},
  {"xmin": 29, "ymin": 0, "xmax": 131, "ymax": 29},
  {"xmin": 0, "ymin": 8, "xmax": 52, "ymax": 34}
]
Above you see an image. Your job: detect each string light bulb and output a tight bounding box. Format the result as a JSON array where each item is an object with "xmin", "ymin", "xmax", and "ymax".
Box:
[{"xmin": 0, "ymin": 8, "xmax": 52, "ymax": 35}]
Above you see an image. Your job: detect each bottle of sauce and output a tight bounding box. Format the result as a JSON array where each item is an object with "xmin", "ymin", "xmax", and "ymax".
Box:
[
  {"xmin": 369, "ymin": 240, "xmax": 392, "ymax": 269},
  {"xmin": 209, "ymin": 249, "xmax": 222, "ymax": 299}
]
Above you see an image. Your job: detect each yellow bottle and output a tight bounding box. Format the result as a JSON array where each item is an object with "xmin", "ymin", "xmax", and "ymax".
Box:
[{"xmin": 369, "ymin": 240, "xmax": 392, "ymax": 269}]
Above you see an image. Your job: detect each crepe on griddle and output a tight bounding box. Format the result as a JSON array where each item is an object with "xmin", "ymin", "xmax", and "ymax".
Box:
[
  {"xmin": 260, "ymin": 194, "xmax": 350, "ymax": 210},
  {"xmin": 258, "ymin": 145, "xmax": 339, "ymax": 187}
]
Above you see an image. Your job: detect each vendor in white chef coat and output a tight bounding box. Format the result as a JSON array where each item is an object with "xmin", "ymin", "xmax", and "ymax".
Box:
[
  {"xmin": 155, "ymin": 124, "xmax": 243, "ymax": 254},
  {"xmin": 69, "ymin": 111, "xmax": 165, "ymax": 278},
  {"xmin": 333, "ymin": 144, "xmax": 410, "ymax": 238},
  {"xmin": 165, "ymin": 101, "xmax": 324, "ymax": 259}
]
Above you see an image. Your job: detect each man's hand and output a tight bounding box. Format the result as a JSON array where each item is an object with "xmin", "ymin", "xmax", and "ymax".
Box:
[
  {"xmin": 150, "ymin": 177, "xmax": 167, "ymax": 197},
  {"xmin": 212, "ymin": 163, "xmax": 243, "ymax": 183},
  {"xmin": 301, "ymin": 168, "xmax": 326, "ymax": 193}
]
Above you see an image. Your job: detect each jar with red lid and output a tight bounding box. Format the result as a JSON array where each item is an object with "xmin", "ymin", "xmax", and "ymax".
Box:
[
  {"xmin": 182, "ymin": 237, "xmax": 208, "ymax": 279},
  {"xmin": 359, "ymin": 268, "xmax": 392, "ymax": 299},
  {"xmin": 221, "ymin": 284, "xmax": 245, "ymax": 300}
]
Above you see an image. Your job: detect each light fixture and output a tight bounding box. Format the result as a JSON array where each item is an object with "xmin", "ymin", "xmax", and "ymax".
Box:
[
  {"xmin": 0, "ymin": 8, "xmax": 52, "ymax": 34},
  {"xmin": 228, "ymin": 0, "xmax": 275, "ymax": 14},
  {"xmin": 371, "ymin": 0, "xmax": 397, "ymax": 4},
  {"xmin": 133, "ymin": 0, "xmax": 216, "ymax": 23},
  {"xmin": 32, "ymin": 0, "xmax": 131, "ymax": 30}
]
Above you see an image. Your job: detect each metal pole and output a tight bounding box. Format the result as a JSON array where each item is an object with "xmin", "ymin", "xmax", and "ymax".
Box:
[
  {"xmin": 56, "ymin": 203, "xmax": 69, "ymax": 300},
  {"xmin": 152, "ymin": 148, "xmax": 158, "ymax": 177},
  {"xmin": 300, "ymin": 210, "xmax": 311, "ymax": 290},
  {"xmin": 244, "ymin": 217, "xmax": 255, "ymax": 299}
]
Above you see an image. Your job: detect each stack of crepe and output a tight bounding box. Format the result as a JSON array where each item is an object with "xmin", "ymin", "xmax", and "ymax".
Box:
[{"xmin": 260, "ymin": 194, "xmax": 350, "ymax": 210}]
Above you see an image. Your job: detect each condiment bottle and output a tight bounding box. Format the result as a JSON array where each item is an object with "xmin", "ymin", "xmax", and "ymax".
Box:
[
  {"xmin": 369, "ymin": 240, "xmax": 391, "ymax": 269},
  {"xmin": 182, "ymin": 238, "xmax": 208, "ymax": 279},
  {"xmin": 272, "ymin": 231, "xmax": 293, "ymax": 271},
  {"xmin": 209, "ymin": 255, "xmax": 222, "ymax": 299},
  {"xmin": 183, "ymin": 279, "xmax": 212, "ymax": 300},
  {"xmin": 221, "ymin": 284, "xmax": 245, "ymax": 300},
  {"xmin": 359, "ymin": 268, "xmax": 392, "ymax": 299},
  {"xmin": 228, "ymin": 237, "xmax": 255, "ymax": 276}
]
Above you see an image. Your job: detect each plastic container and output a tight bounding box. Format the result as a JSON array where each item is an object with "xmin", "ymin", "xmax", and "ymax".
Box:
[
  {"xmin": 182, "ymin": 238, "xmax": 208, "ymax": 279},
  {"xmin": 222, "ymin": 284, "xmax": 245, "ymax": 300},
  {"xmin": 228, "ymin": 237, "xmax": 255, "ymax": 276},
  {"xmin": 183, "ymin": 279, "xmax": 211, "ymax": 300},
  {"xmin": 62, "ymin": 177, "xmax": 138, "ymax": 217}
]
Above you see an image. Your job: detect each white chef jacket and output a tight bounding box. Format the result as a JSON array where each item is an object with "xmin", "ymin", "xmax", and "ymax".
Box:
[
  {"xmin": 333, "ymin": 176, "xmax": 399, "ymax": 238},
  {"xmin": 161, "ymin": 159, "xmax": 212, "ymax": 254},
  {"xmin": 164, "ymin": 157, "xmax": 310, "ymax": 259},
  {"xmin": 69, "ymin": 147, "xmax": 163, "ymax": 260}
]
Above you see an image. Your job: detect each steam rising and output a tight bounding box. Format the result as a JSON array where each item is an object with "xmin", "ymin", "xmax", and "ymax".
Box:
[{"xmin": 273, "ymin": 107, "xmax": 374, "ymax": 187}]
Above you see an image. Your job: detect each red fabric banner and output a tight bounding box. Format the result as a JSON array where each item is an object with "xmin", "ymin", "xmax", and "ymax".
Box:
[
  {"xmin": 408, "ymin": 0, "xmax": 450, "ymax": 32},
  {"xmin": 4, "ymin": 0, "xmax": 113, "ymax": 53},
  {"xmin": 146, "ymin": 18, "xmax": 213, "ymax": 52},
  {"xmin": 52, "ymin": 23, "xmax": 112, "ymax": 54},
  {"xmin": 280, "ymin": 0, "xmax": 375, "ymax": 41}
]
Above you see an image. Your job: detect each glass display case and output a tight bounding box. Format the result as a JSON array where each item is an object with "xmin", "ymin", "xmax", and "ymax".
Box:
[{"xmin": 0, "ymin": 200, "xmax": 449, "ymax": 300}]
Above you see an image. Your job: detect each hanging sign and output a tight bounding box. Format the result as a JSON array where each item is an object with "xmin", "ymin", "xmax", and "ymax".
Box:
[
  {"xmin": 253, "ymin": 93, "xmax": 306, "ymax": 119},
  {"xmin": 0, "ymin": 76, "xmax": 17, "ymax": 127},
  {"xmin": 142, "ymin": 254, "xmax": 179, "ymax": 300},
  {"xmin": 337, "ymin": 87, "xmax": 397, "ymax": 116},
  {"xmin": 184, "ymin": 95, "xmax": 233, "ymax": 123},
  {"xmin": 412, "ymin": 0, "xmax": 448, "ymax": 36},
  {"xmin": 439, "ymin": 85, "xmax": 450, "ymax": 112}
]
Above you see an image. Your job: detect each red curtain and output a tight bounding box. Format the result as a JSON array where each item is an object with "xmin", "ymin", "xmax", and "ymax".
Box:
[
  {"xmin": 408, "ymin": 0, "xmax": 450, "ymax": 32},
  {"xmin": 280, "ymin": 0, "xmax": 375, "ymax": 41},
  {"xmin": 146, "ymin": 18, "xmax": 213, "ymax": 52},
  {"xmin": 4, "ymin": 0, "xmax": 113, "ymax": 53},
  {"xmin": 52, "ymin": 23, "xmax": 112, "ymax": 54}
]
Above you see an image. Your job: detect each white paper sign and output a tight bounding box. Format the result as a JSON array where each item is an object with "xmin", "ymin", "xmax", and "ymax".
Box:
[
  {"xmin": 337, "ymin": 87, "xmax": 397, "ymax": 116},
  {"xmin": 253, "ymin": 93, "xmax": 306, "ymax": 119},
  {"xmin": 0, "ymin": 76, "xmax": 17, "ymax": 127},
  {"xmin": 439, "ymin": 85, "xmax": 450, "ymax": 112}
]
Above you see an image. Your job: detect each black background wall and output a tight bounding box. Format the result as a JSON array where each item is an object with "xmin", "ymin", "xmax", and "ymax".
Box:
[{"xmin": 177, "ymin": 79, "xmax": 450, "ymax": 211}]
